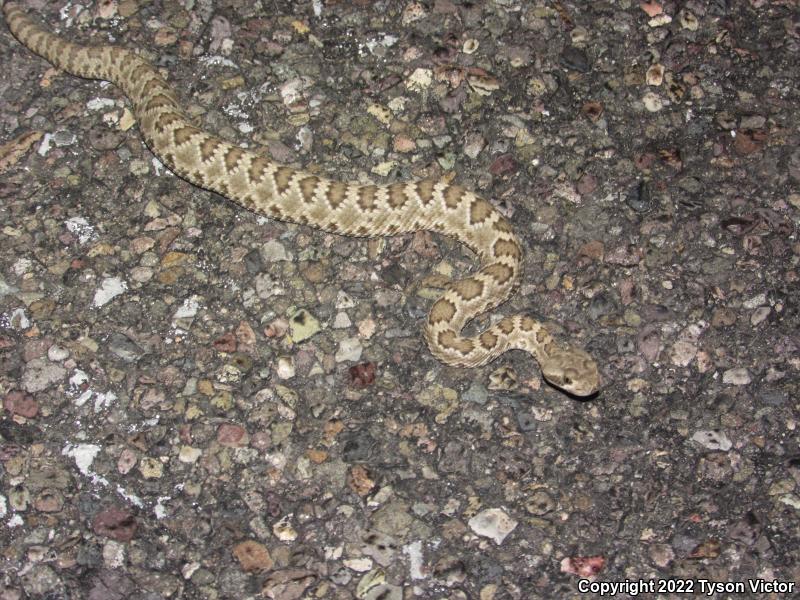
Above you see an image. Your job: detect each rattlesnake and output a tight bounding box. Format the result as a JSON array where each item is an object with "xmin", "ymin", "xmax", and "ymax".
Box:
[{"xmin": 3, "ymin": 2, "xmax": 600, "ymax": 396}]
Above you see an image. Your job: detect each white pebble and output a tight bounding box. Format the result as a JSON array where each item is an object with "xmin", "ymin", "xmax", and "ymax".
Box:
[
  {"xmin": 642, "ymin": 92, "xmax": 664, "ymax": 112},
  {"xmin": 468, "ymin": 508, "xmax": 518, "ymax": 545},
  {"xmin": 335, "ymin": 337, "xmax": 363, "ymax": 363},
  {"xmin": 723, "ymin": 368, "xmax": 751, "ymax": 385},
  {"xmin": 333, "ymin": 311, "xmax": 352, "ymax": 329},
  {"xmin": 276, "ymin": 356, "xmax": 296, "ymax": 379},
  {"xmin": 691, "ymin": 430, "xmax": 732, "ymax": 451}
]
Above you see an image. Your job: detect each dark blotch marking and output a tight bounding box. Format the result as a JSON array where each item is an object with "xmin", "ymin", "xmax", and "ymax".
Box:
[
  {"xmin": 443, "ymin": 185, "xmax": 464, "ymax": 209},
  {"xmin": 387, "ymin": 183, "xmax": 408, "ymax": 209},
  {"xmin": 493, "ymin": 218, "xmax": 513, "ymax": 234},
  {"xmin": 141, "ymin": 78, "xmax": 163, "ymax": 99},
  {"xmin": 480, "ymin": 330, "xmax": 498, "ymax": 350},
  {"xmin": 429, "ymin": 298, "xmax": 457, "ymax": 324},
  {"xmin": 438, "ymin": 330, "xmax": 474, "ymax": 354},
  {"xmin": 299, "ymin": 176, "xmax": 320, "ymax": 203},
  {"xmin": 415, "ymin": 179, "xmax": 435, "ymax": 205},
  {"xmin": 199, "ymin": 137, "xmax": 222, "ymax": 162},
  {"xmin": 357, "ymin": 185, "xmax": 378, "ymax": 211},
  {"xmin": 223, "ymin": 147, "xmax": 245, "ymax": 172},
  {"xmin": 172, "ymin": 126, "xmax": 197, "ymax": 146},
  {"xmin": 483, "ymin": 263, "xmax": 514, "ymax": 285},
  {"xmin": 153, "ymin": 112, "xmax": 180, "ymax": 134},
  {"xmin": 498, "ymin": 318, "xmax": 515, "ymax": 335},
  {"xmin": 273, "ymin": 166, "xmax": 295, "ymax": 195},
  {"xmin": 147, "ymin": 93, "xmax": 175, "ymax": 112},
  {"xmin": 451, "ymin": 278, "xmax": 484, "ymax": 301},
  {"xmin": 248, "ymin": 157, "xmax": 271, "ymax": 184},
  {"xmin": 493, "ymin": 239, "xmax": 521, "ymax": 260},
  {"xmin": 328, "ymin": 181, "xmax": 348, "ymax": 209},
  {"xmin": 469, "ymin": 198, "xmax": 493, "ymax": 225}
]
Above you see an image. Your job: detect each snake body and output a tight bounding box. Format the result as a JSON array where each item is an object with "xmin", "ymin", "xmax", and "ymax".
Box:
[{"xmin": 3, "ymin": 2, "xmax": 600, "ymax": 396}]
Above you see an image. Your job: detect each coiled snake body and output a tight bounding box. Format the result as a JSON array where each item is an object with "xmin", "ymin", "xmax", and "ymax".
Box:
[{"xmin": 3, "ymin": 2, "xmax": 600, "ymax": 396}]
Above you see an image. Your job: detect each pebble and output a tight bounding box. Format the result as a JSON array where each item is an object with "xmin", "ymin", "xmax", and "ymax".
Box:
[
  {"xmin": 468, "ymin": 508, "xmax": 518, "ymax": 544},
  {"xmin": 406, "ymin": 68, "xmax": 432, "ymax": 92},
  {"xmin": 344, "ymin": 557, "xmax": 373, "ymax": 572},
  {"xmin": 262, "ymin": 569, "xmax": 317, "ymax": 599},
  {"xmin": 392, "ymin": 135, "xmax": 416, "ymax": 153},
  {"xmin": 172, "ymin": 295, "xmax": 200, "ymax": 321},
  {"xmin": 670, "ymin": 323, "xmax": 706, "ymax": 368},
  {"xmin": 723, "ymin": 368, "xmax": 751, "ymax": 385},
  {"xmin": 53, "ymin": 130, "xmax": 77, "ymax": 147},
  {"xmin": 560, "ymin": 46, "xmax": 590, "ymax": 72},
  {"xmin": 138, "ymin": 457, "xmax": 164, "ymax": 479},
  {"xmin": 255, "ymin": 273, "xmax": 285, "ymax": 298},
  {"xmin": 465, "ymin": 72, "xmax": 499, "ymax": 97},
  {"xmin": 217, "ymin": 424, "xmax": 249, "ymax": 447},
  {"xmin": 361, "ymin": 530, "xmax": 398, "ymax": 565},
  {"xmin": 108, "ymin": 333, "xmax": 144, "ymax": 362},
  {"xmin": 691, "ymin": 430, "xmax": 733, "ymax": 452},
  {"xmin": 178, "ymin": 446, "xmax": 202, "ymax": 463},
  {"xmin": 642, "ymin": 91, "xmax": 664, "ymax": 112},
  {"xmin": 335, "ymin": 337, "xmax": 363, "ymax": 362},
  {"xmin": 119, "ymin": 107, "xmax": 135, "ymax": 131},
  {"xmin": 261, "ymin": 239, "xmax": 290, "ymax": 261},
  {"xmin": 22, "ymin": 358, "xmax": 67, "ymax": 393},
  {"xmin": 363, "ymin": 585, "xmax": 402, "ymax": 600},
  {"xmin": 356, "ymin": 568, "xmax": 386, "ymax": 598},
  {"xmin": 288, "ymin": 308, "xmax": 320, "ymax": 342},
  {"xmin": 86, "ymin": 97, "xmax": 117, "ymax": 111},
  {"xmin": 367, "ymin": 104, "xmax": 392, "ymax": 126},
  {"xmin": 740, "ymin": 115, "xmax": 766, "ymax": 129},
  {"xmin": 8, "ymin": 308, "xmax": 30, "ymax": 330},
  {"xmin": 646, "ymin": 64, "xmax": 665, "ymax": 86},
  {"xmin": 750, "ymin": 306, "xmax": 771, "ymax": 326},
  {"xmin": 92, "ymin": 507, "xmax": 137, "ymax": 541},
  {"xmin": 649, "ymin": 14, "xmax": 672, "ymax": 27},
  {"xmin": 648, "ymin": 544, "xmax": 675, "ymax": 568},
  {"xmin": 570, "ymin": 26, "xmax": 590, "ymax": 45},
  {"xmin": 401, "ymin": 1, "xmax": 427, "ymax": 25},
  {"xmin": 276, "ymin": 356, "xmax": 296, "ymax": 379},
  {"xmin": 525, "ymin": 490, "xmax": 556, "ymax": 516},
  {"xmin": 102, "ymin": 540, "xmax": 126, "ymax": 568},
  {"xmin": 463, "ymin": 132, "xmax": 486, "ymax": 159},
  {"xmin": 743, "ymin": 292, "xmax": 767, "ymax": 309},
  {"xmin": 333, "ymin": 311, "xmax": 352, "ymax": 328},
  {"xmin": 336, "ymin": 290, "xmax": 356, "ymax": 309},
  {"xmin": 463, "ymin": 382, "xmax": 488, "ymax": 405},
  {"xmin": 679, "ymin": 9, "xmax": 699, "ymax": 31},
  {"xmin": 358, "ymin": 318, "xmax": 376, "ymax": 338},
  {"xmin": 233, "ymin": 540, "xmax": 273, "ymax": 572},
  {"xmin": 670, "ymin": 340, "xmax": 697, "ymax": 367},
  {"xmin": 3, "ymin": 390, "xmax": 38, "ymax": 418},
  {"xmin": 462, "ymin": 38, "xmax": 479, "ymax": 54},
  {"xmin": 92, "ymin": 276, "xmax": 128, "ymax": 307},
  {"xmin": 273, "ymin": 514, "xmax": 298, "ymax": 541}
]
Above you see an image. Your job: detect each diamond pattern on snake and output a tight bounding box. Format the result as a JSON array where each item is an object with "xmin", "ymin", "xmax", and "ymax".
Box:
[{"xmin": 2, "ymin": 2, "xmax": 600, "ymax": 396}]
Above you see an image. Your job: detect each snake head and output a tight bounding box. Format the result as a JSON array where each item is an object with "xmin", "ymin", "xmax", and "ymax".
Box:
[{"xmin": 540, "ymin": 345, "xmax": 601, "ymax": 397}]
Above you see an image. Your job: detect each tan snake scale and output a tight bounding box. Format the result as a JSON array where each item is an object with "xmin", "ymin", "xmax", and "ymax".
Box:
[{"xmin": 3, "ymin": 2, "xmax": 600, "ymax": 396}]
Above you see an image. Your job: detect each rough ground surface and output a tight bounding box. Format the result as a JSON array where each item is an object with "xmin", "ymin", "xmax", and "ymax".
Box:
[{"xmin": 1, "ymin": 0, "xmax": 798, "ymax": 598}]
